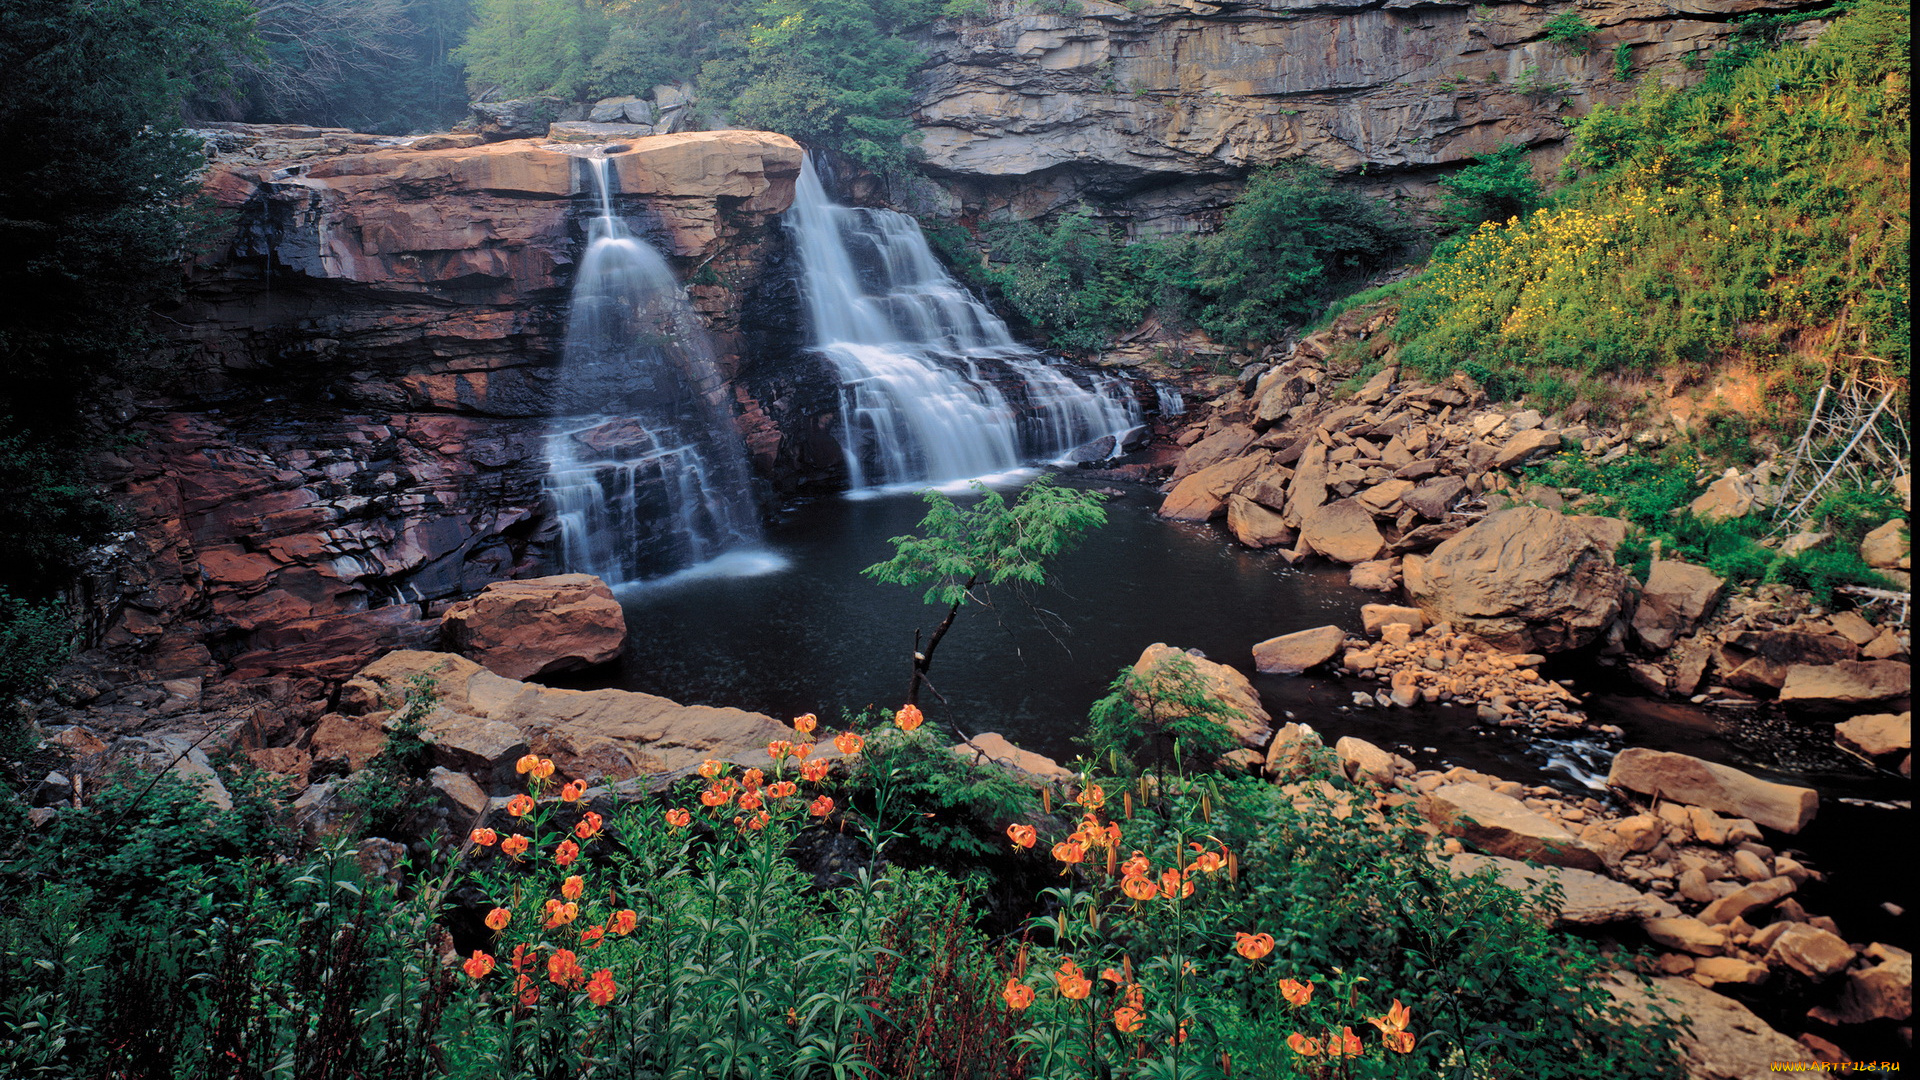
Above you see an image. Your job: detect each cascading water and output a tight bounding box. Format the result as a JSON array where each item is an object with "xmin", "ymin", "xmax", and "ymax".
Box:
[
  {"xmin": 544, "ymin": 154, "xmax": 762, "ymax": 585},
  {"xmin": 785, "ymin": 156, "xmax": 1141, "ymax": 489}
]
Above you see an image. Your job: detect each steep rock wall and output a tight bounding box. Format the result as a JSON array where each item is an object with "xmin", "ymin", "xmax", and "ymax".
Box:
[
  {"xmin": 911, "ymin": 0, "xmax": 1817, "ymax": 228},
  {"xmin": 92, "ymin": 130, "xmax": 817, "ymax": 684}
]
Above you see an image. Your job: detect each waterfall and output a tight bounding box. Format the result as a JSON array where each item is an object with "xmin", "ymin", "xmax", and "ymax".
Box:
[
  {"xmin": 785, "ymin": 156, "xmax": 1141, "ymax": 489},
  {"xmin": 544, "ymin": 155, "xmax": 762, "ymax": 585}
]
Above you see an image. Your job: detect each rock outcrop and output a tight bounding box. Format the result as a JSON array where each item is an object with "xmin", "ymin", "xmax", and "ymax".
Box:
[
  {"xmin": 910, "ymin": 2, "xmax": 1821, "ymax": 228},
  {"xmin": 1130, "ymin": 643, "xmax": 1272, "ymax": 750},
  {"xmin": 441, "ymin": 574, "xmax": 627, "ymax": 680},
  {"xmin": 1606, "ymin": 748, "xmax": 1818, "ymax": 834},
  {"xmin": 1605, "ymin": 975, "xmax": 1815, "ymax": 1078}
]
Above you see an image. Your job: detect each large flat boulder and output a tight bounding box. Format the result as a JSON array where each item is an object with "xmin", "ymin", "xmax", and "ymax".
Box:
[
  {"xmin": 1226, "ymin": 494, "xmax": 1294, "ymax": 548},
  {"xmin": 1404, "ymin": 507, "xmax": 1631, "ymax": 653},
  {"xmin": 1251, "ymin": 625, "xmax": 1346, "ymax": 675},
  {"xmin": 1835, "ymin": 711, "xmax": 1910, "ymax": 760},
  {"xmin": 1604, "ymin": 975, "xmax": 1813, "ymax": 1079},
  {"xmin": 953, "ymin": 733, "xmax": 1072, "ymax": 785},
  {"xmin": 1158, "ymin": 454, "xmax": 1267, "ymax": 522},
  {"xmin": 1777, "ymin": 660, "xmax": 1912, "ymax": 706},
  {"xmin": 442, "ymin": 573, "xmax": 627, "ymax": 681},
  {"xmin": 1607, "ymin": 748, "xmax": 1817, "ymax": 833},
  {"xmin": 1448, "ymin": 853, "xmax": 1677, "ymax": 926},
  {"xmin": 1418, "ymin": 783, "xmax": 1605, "ymax": 871},
  {"xmin": 1131, "ymin": 644, "xmax": 1272, "ymax": 750},
  {"xmin": 1808, "ymin": 943, "xmax": 1912, "ymax": 1025},
  {"xmin": 341, "ymin": 650, "xmax": 791, "ymax": 787}
]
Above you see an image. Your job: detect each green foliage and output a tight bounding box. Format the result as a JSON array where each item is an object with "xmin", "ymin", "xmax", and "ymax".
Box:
[
  {"xmin": 980, "ymin": 208, "xmax": 1189, "ymax": 352},
  {"xmin": 865, "ymin": 475, "xmax": 1108, "ymax": 609},
  {"xmin": 845, "ymin": 714, "xmax": 1040, "ymax": 860},
  {"xmin": 1437, "ymin": 143, "xmax": 1542, "ymax": 229},
  {"xmin": 338, "ymin": 673, "xmax": 442, "ymax": 834},
  {"xmin": 0, "ymin": 590, "xmax": 68, "ymax": 756},
  {"xmin": 1542, "ymin": 10, "xmax": 1598, "ymax": 53},
  {"xmin": 1613, "ymin": 40, "xmax": 1635, "ymax": 81},
  {"xmin": 1188, "ymin": 162, "xmax": 1414, "ymax": 346},
  {"xmin": 457, "ymin": 0, "xmax": 614, "ymax": 99},
  {"xmin": 1393, "ymin": 0, "xmax": 1909, "ymax": 400},
  {"xmin": 1080, "ymin": 655, "xmax": 1240, "ymax": 778},
  {"xmin": 0, "ymin": 0, "xmax": 254, "ymax": 599}
]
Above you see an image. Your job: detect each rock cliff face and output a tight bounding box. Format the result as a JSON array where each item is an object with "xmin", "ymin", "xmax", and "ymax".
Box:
[
  {"xmin": 911, "ymin": 0, "xmax": 1817, "ymax": 228},
  {"xmin": 91, "ymin": 129, "xmax": 815, "ymax": 684}
]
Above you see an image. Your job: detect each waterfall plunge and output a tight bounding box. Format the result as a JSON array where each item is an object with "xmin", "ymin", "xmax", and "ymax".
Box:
[
  {"xmin": 786, "ymin": 157, "xmax": 1142, "ymax": 490},
  {"xmin": 544, "ymin": 155, "xmax": 763, "ymax": 586}
]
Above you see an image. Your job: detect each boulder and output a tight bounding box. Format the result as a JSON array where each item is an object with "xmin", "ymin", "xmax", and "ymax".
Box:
[
  {"xmin": 1226, "ymin": 494, "xmax": 1294, "ymax": 549},
  {"xmin": 1361, "ymin": 603, "xmax": 1427, "ymax": 634},
  {"xmin": 1299, "ymin": 498, "xmax": 1385, "ymax": 564},
  {"xmin": 1859, "ymin": 518, "xmax": 1909, "ymax": 569},
  {"xmin": 1252, "ymin": 625, "xmax": 1347, "ymax": 675},
  {"xmin": 549, "ymin": 121, "xmax": 653, "ymax": 142},
  {"xmin": 1643, "ymin": 916, "xmax": 1728, "ymax": 956},
  {"xmin": 342, "ymin": 650, "xmax": 792, "ymax": 785},
  {"xmin": 1826, "ymin": 610, "xmax": 1879, "ymax": 646},
  {"xmin": 1777, "ymin": 660, "xmax": 1912, "ymax": 706},
  {"xmin": 1404, "ymin": 507, "xmax": 1631, "ymax": 653},
  {"xmin": 1689, "ymin": 469, "xmax": 1757, "ymax": 522},
  {"xmin": 953, "ymin": 733, "xmax": 1073, "ymax": 785},
  {"xmin": 1605, "ymin": 975, "xmax": 1814, "ymax": 1079},
  {"xmin": 1765, "ymin": 924, "xmax": 1854, "ymax": 981},
  {"xmin": 1631, "ymin": 560, "xmax": 1724, "ymax": 651},
  {"xmin": 1172, "ymin": 425, "xmax": 1257, "ymax": 479},
  {"xmin": 1158, "ymin": 454, "xmax": 1267, "ymax": 522},
  {"xmin": 1450, "ymin": 854, "xmax": 1678, "ymax": 926},
  {"xmin": 1355, "ymin": 478, "xmax": 1414, "ymax": 515},
  {"xmin": 1418, "ymin": 783, "xmax": 1605, "ymax": 871},
  {"xmin": 1130, "ymin": 644, "xmax": 1272, "ymax": 750},
  {"xmin": 1723, "ymin": 629, "xmax": 1858, "ymax": 667},
  {"xmin": 1283, "ymin": 441, "xmax": 1331, "ymax": 524},
  {"xmin": 1693, "ymin": 956, "xmax": 1769, "ymax": 987},
  {"xmin": 441, "ymin": 574, "xmax": 626, "ymax": 681},
  {"xmin": 1333, "ymin": 736, "xmax": 1397, "ymax": 785},
  {"xmin": 1699, "ymin": 876, "xmax": 1796, "ymax": 925},
  {"xmin": 1400, "ymin": 476, "xmax": 1467, "ymax": 520},
  {"xmin": 1263, "ymin": 721, "xmax": 1324, "ymax": 780},
  {"xmin": 1607, "ymin": 748, "xmax": 1818, "ymax": 833},
  {"xmin": 310, "ymin": 713, "xmax": 388, "ymax": 773},
  {"xmin": 1835, "ymin": 711, "xmax": 1910, "ymax": 760},
  {"xmin": 1808, "ymin": 943, "xmax": 1912, "ymax": 1025},
  {"xmin": 1347, "ymin": 559, "xmax": 1397, "ymax": 592},
  {"xmin": 1489, "ymin": 428, "xmax": 1562, "ymax": 469},
  {"xmin": 469, "ymin": 97, "xmax": 567, "ymax": 138}
]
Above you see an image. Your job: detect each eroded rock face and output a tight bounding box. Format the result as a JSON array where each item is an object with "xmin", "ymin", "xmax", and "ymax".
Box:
[
  {"xmin": 1605, "ymin": 975, "xmax": 1814, "ymax": 1079},
  {"xmin": 1405, "ymin": 507, "xmax": 1631, "ymax": 653},
  {"xmin": 911, "ymin": 2, "xmax": 1819, "ymax": 228},
  {"xmin": 87, "ymin": 129, "xmax": 812, "ymax": 685}
]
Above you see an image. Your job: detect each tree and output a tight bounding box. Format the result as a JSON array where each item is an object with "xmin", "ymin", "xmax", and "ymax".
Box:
[
  {"xmin": 1437, "ymin": 143, "xmax": 1542, "ymax": 228},
  {"xmin": 863, "ymin": 476, "xmax": 1107, "ymax": 706},
  {"xmin": 1080, "ymin": 653, "xmax": 1242, "ymax": 779}
]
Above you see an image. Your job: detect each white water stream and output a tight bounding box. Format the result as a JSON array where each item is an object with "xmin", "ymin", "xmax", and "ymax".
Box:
[
  {"xmin": 785, "ymin": 157, "xmax": 1141, "ymax": 490},
  {"xmin": 544, "ymin": 155, "xmax": 763, "ymax": 586}
]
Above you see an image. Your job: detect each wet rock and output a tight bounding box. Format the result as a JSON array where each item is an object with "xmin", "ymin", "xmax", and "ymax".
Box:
[
  {"xmin": 1405, "ymin": 508, "xmax": 1630, "ymax": 653},
  {"xmin": 1333, "ymin": 736, "xmax": 1396, "ymax": 786},
  {"xmin": 1158, "ymin": 454, "xmax": 1267, "ymax": 521},
  {"xmin": 1694, "ymin": 956, "xmax": 1769, "ymax": 987},
  {"xmin": 1605, "ymin": 975, "xmax": 1814, "ymax": 1078},
  {"xmin": 1172, "ymin": 424, "xmax": 1257, "ymax": 480},
  {"xmin": 1607, "ymin": 748, "xmax": 1818, "ymax": 834},
  {"xmin": 1347, "ymin": 559, "xmax": 1397, "ymax": 592},
  {"xmin": 1252, "ymin": 625, "xmax": 1346, "ymax": 675},
  {"xmin": 1131, "ymin": 643, "xmax": 1272, "ymax": 749},
  {"xmin": 1361, "ymin": 603, "xmax": 1427, "ymax": 634},
  {"xmin": 1418, "ymin": 783, "xmax": 1605, "ymax": 871},
  {"xmin": 441, "ymin": 574, "xmax": 626, "ymax": 681},
  {"xmin": 1778, "ymin": 660, "xmax": 1912, "ymax": 706},
  {"xmin": 1632, "ymin": 560, "xmax": 1724, "ymax": 651}
]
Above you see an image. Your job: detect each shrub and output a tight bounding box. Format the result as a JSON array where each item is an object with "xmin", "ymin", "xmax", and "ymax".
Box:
[
  {"xmin": 1080, "ymin": 654, "xmax": 1241, "ymax": 779},
  {"xmin": 1437, "ymin": 143, "xmax": 1542, "ymax": 229},
  {"xmin": 1542, "ymin": 11, "xmax": 1599, "ymax": 53},
  {"xmin": 0, "ymin": 590, "xmax": 67, "ymax": 755}
]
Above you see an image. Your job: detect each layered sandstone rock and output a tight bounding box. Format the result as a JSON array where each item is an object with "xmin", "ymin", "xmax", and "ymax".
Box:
[
  {"xmin": 441, "ymin": 574, "xmax": 627, "ymax": 680},
  {"xmin": 1405, "ymin": 507, "xmax": 1631, "ymax": 653},
  {"xmin": 1607, "ymin": 748, "xmax": 1818, "ymax": 834}
]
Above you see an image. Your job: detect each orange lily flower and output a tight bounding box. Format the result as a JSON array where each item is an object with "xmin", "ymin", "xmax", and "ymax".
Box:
[
  {"xmin": 664, "ymin": 807, "xmax": 691, "ymax": 828},
  {"xmin": 793, "ymin": 713, "xmax": 817, "ymax": 735},
  {"xmin": 1329, "ymin": 1027, "xmax": 1363, "ymax": 1058},
  {"xmin": 531, "ymin": 758, "xmax": 556, "ymax": 780},
  {"xmin": 1113, "ymin": 1006, "xmax": 1143, "ymax": 1033},
  {"xmin": 559, "ymin": 780, "xmax": 586, "ymax": 803},
  {"xmin": 894, "ymin": 704, "xmax": 923, "ymax": 731},
  {"xmin": 574, "ymin": 811, "xmax": 603, "ymax": 839},
  {"xmin": 767, "ymin": 739, "xmax": 793, "ymax": 760},
  {"xmin": 738, "ymin": 790, "xmax": 765, "ymax": 811},
  {"xmin": 1006, "ymin": 823, "xmax": 1037, "ymax": 849},
  {"xmin": 1001, "ymin": 979, "xmax": 1035, "ymax": 1010},
  {"xmin": 505, "ymin": 794, "xmax": 535, "ymax": 818},
  {"xmin": 561, "ymin": 875, "xmax": 584, "ymax": 900},
  {"xmin": 742, "ymin": 768, "xmax": 765, "ymax": 790},
  {"xmin": 543, "ymin": 899, "xmax": 579, "ymax": 927},
  {"xmin": 1158, "ymin": 868, "xmax": 1193, "ymax": 899},
  {"xmin": 1120, "ymin": 852, "xmax": 1150, "ymax": 878},
  {"xmin": 768, "ymin": 780, "xmax": 798, "ymax": 798},
  {"xmin": 1369, "ymin": 999, "xmax": 1415, "ymax": 1053},
  {"xmin": 546, "ymin": 948, "xmax": 584, "ymax": 987},
  {"xmin": 800, "ymin": 759, "xmax": 830, "ymax": 782},
  {"xmin": 1286, "ymin": 1033, "xmax": 1322, "ymax": 1056},
  {"xmin": 470, "ymin": 828, "xmax": 498, "ymax": 846},
  {"xmin": 1122, "ymin": 875, "xmax": 1158, "ymax": 901},
  {"xmin": 586, "ymin": 969, "xmax": 617, "ymax": 1006},
  {"xmin": 1279, "ymin": 978, "xmax": 1313, "ymax": 1007},
  {"xmin": 1234, "ymin": 932, "xmax": 1275, "ymax": 960},
  {"xmin": 515, "ymin": 754, "xmax": 541, "ymax": 775},
  {"xmin": 791, "ymin": 742, "xmax": 813, "ymax": 760},
  {"xmin": 700, "ymin": 786, "xmax": 733, "ymax": 808},
  {"xmin": 485, "ymin": 907, "xmax": 512, "ymax": 931},
  {"xmin": 1051, "ymin": 840, "xmax": 1086, "ymax": 865},
  {"xmin": 809, "ymin": 795, "xmax": 834, "ymax": 817},
  {"xmin": 1075, "ymin": 784, "xmax": 1106, "ymax": 811},
  {"xmin": 1055, "ymin": 960, "xmax": 1091, "ymax": 1000},
  {"xmin": 698, "ymin": 758, "xmax": 724, "ymax": 779},
  {"xmin": 462, "ymin": 950, "xmax": 495, "ymax": 979},
  {"xmin": 610, "ymin": 909, "xmax": 638, "ymax": 935},
  {"xmin": 501, "ymin": 834, "xmax": 529, "ymax": 858},
  {"xmin": 833, "ymin": 731, "xmax": 864, "ymax": 755},
  {"xmin": 553, "ymin": 839, "xmax": 580, "ymax": 867}
]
